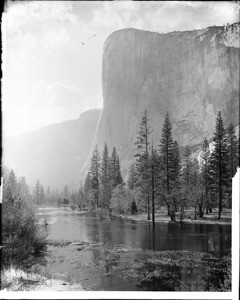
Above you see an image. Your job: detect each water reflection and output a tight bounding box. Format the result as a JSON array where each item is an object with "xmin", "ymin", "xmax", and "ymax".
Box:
[
  {"xmin": 42, "ymin": 208, "xmax": 231, "ymax": 256},
  {"xmin": 39, "ymin": 207, "xmax": 231, "ymax": 291}
]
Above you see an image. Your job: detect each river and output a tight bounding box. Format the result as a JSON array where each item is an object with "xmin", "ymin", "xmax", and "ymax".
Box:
[{"xmin": 37, "ymin": 207, "xmax": 231, "ymax": 291}]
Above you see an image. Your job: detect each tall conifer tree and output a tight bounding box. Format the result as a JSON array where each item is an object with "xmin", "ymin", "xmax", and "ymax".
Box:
[
  {"xmin": 159, "ymin": 112, "xmax": 175, "ymax": 193},
  {"xmin": 109, "ymin": 147, "xmax": 123, "ymax": 189},
  {"xmin": 209, "ymin": 112, "xmax": 230, "ymax": 219},
  {"xmin": 7, "ymin": 169, "xmax": 17, "ymax": 198},
  {"xmin": 150, "ymin": 144, "xmax": 159, "ymax": 226},
  {"xmin": 134, "ymin": 109, "xmax": 151, "ymax": 220},
  {"xmin": 90, "ymin": 145, "xmax": 101, "ymax": 208},
  {"xmin": 227, "ymin": 123, "xmax": 238, "ymax": 178},
  {"xmin": 100, "ymin": 143, "xmax": 111, "ymax": 213},
  {"xmin": 159, "ymin": 112, "xmax": 178, "ymax": 216}
]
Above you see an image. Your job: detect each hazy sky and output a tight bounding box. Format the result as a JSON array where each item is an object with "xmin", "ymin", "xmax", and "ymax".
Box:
[{"xmin": 2, "ymin": 1, "xmax": 239, "ymax": 137}]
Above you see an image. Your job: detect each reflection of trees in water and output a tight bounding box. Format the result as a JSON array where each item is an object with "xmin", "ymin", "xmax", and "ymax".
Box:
[
  {"xmin": 86, "ymin": 214, "xmax": 230, "ymax": 256},
  {"xmin": 84, "ymin": 218, "xmax": 231, "ymax": 291},
  {"xmin": 207, "ymin": 225, "xmax": 230, "ymax": 255}
]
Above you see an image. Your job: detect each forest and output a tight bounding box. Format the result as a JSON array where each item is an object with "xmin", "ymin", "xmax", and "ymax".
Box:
[
  {"xmin": 84, "ymin": 110, "xmax": 238, "ymax": 223},
  {"xmin": 1, "ymin": 110, "xmax": 238, "ymax": 291}
]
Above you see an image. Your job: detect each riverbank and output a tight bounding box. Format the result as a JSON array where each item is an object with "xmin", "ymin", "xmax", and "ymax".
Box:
[
  {"xmin": 115, "ymin": 209, "xmax": 232, "ymax": 225},
  {"xmin": 95, "ymin": 243, "xmax": 231, "ymax": 291},
  {"xmin": 3, "ymin": 206, "xmax": 230, "ymax": 291},
  {"xmin": 1, "ymin": 267, "xmax": 83, "ymax": 291},
  {"xmin": 2, "ymin": 239, "xmax": 230, "ymax": 292}
]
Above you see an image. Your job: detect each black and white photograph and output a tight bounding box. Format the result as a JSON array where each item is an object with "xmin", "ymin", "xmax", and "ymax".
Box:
[{"xmin": 1, "ymin": 1, "xmax": 239, "ymax": 298}]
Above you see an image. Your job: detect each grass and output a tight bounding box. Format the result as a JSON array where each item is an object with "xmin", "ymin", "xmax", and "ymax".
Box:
[{"xmin": 95, "ymin": 243, "xmax": 231, "ymax": 291}]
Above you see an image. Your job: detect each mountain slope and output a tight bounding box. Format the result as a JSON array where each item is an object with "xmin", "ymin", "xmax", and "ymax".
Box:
[
  {"xmin": 3, "ymin": 109, "xmax": 101, "ymax": 188},
  {"xmin": 91, "ymin": 23, "xmax": 239, "ymax": 176}
]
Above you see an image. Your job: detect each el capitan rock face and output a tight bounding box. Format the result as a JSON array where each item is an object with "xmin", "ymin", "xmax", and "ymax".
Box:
[
  {"xmin": 4, "ymin": 24, "xmax": 239, "ymax": 186},
  {"xmin": 94, "ymin": 24, "xmax": 239, "ymax": 174}
]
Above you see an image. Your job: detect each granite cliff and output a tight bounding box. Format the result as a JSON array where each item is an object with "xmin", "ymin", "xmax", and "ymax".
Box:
[
  {"xmin": 92, "ymin": 23, "xmax": 239, "ymax": 175},
  {"xmin": 4, "ymin": 24, "xmax": 239, "ymax": 186}
]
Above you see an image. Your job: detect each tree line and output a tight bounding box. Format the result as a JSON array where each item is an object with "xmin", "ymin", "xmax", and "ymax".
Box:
[
  {"xmin": 84, "ymin": 144, "xmax": 124, "ymax": 217},
  {"xmin": 31, "ymin": 180, "xmax": 87, "ymax": 209},
  {"xmin": 85, "ymin": 110, "xmax": 238, "ymax": 223}
]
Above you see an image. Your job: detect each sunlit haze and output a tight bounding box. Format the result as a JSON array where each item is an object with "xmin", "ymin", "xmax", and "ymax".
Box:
[{"xmin": 2, "ymin": 1, "xmax": 239, "ymax": 137}]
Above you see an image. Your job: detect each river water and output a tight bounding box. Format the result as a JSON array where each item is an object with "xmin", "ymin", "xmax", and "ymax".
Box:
[{"xmin": 37, "ymin": 207, "xmax": 231, "ymax": 290}]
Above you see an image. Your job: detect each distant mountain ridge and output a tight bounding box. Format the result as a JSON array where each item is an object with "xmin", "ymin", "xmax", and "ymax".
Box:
[{"xmin": 3, "ymin": 109, "xmax": 101, "ymax": 189}]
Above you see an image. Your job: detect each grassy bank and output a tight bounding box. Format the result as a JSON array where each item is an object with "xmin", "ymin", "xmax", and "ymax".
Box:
[
  {"xmin": 2, "ymin": 238, "xmax": 230, "ymax": 291},
  {"xmin": 95, "ymin": 242, "xmax": 231, "ymax": 291},
  {"xmin": 114, "ymin": 208, "xmax": 232, "ymax": 225},
  {"xmin": 1, "ymin": 239, "xmax": 87, "ymax": 291}
]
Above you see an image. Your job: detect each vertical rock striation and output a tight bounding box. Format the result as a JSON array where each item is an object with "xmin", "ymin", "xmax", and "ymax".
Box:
[{"xmin": 94, "ymin": 23, "xmax": 239, "ymax": 174}]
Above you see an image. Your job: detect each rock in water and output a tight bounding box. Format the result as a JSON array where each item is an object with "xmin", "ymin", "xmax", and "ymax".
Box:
[{"xmin": 93, "ymin": 24, "xmax": 239, "ymax": 175}]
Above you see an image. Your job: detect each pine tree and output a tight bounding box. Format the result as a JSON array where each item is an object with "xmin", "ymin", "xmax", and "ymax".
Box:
[
  {"xmin": 84, "ymin": 173, "xmax": 91, "ymax": 195},
  {"xmin": 109, "ymin": 146, "xmax": 123, "ymax": 189},
  {"xmin": 209, "ymin": 112, "xmax": 230, "ymax": 220},
  {"xmin": 159, "ymin": 112, "xmax": 178, "ymax": 217},
  {"xmin": 115, "ymin": 155, "xmax": 123, "ymax": 185},
  {"xmin": 134, "ymin": 109, "xmax": 151, "ymax": 220},
  {"xmin": 159, "ymin": 112, "xmax": 176, "ymax": 193},
  {"xmin": 127, "ymin": 163, "xmax": 138, "ymax": 215},
  {"xmin": 84, "ymin": 172, "xmax": 94, "ymax": 208},
  {"xmin": 149, "ymin": 144, "xmax": 159, "ymax": 226},
  {"xmin": 127, "ymin": 163, "xmax": 137, "ymax": 190},
  {"xmin": 100, "ymin": 143, "xmax": 112, "ymax": 213},
  {"xmin": 7, "ymin": 169, "xmax": 17, "ymax": 198},
  {"xmin": 90, "ymin": 145, "xmax": 101, "ymax": 208},
  {"xmin": 227, "ymin": 123, "xmax": 238, "ymax": 178}
]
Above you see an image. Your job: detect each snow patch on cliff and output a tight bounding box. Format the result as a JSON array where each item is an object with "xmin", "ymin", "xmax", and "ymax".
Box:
[{"xmin": 221, "ymin": 23, "xmax": 240, "ymax": 48}]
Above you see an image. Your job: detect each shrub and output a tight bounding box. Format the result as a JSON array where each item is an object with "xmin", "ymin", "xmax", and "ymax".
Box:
[
  {"xmin": 110, "ymin": 185, "xmax": 130, "ymax": 215},
  {"xmin": 2, "ymin": 169, "xmax": 47, "ymax": 270}
]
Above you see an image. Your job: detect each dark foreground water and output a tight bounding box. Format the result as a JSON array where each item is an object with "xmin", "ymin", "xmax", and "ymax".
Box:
[{"xmin": 37, "ymin": 207, "xmax": 231, "ymax": 290}]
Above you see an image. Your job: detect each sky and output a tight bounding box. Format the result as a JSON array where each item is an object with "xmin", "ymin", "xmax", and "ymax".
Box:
[{"xmin": 2, "ymin": 1, "xmax": 239, "ymax": 137}]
